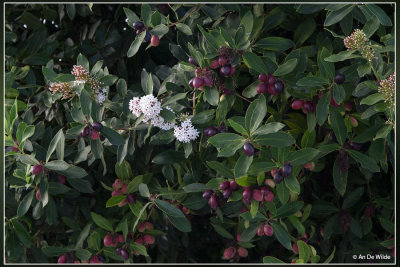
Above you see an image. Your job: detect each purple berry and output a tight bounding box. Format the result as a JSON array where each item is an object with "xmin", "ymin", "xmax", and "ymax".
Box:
[
  {"xmin": 258, "ymin": 73, "xmax": 267, "ymax": 83},
  {"xmin": 202, "ymin": 189, "xmax": 213, "ymax": 200},
  {"xmin": 282, "ymin": 162, "xmax": 292, "ymax": 177},
  {"xmin": 81, "ymin": 125, "xmax": 91, "ymax": 137},
  {"xmin": 218, "ymin": 57, "xmax": 228, "ymax": 66},
  {"xmin": 223, "ymin": 189, "xmax": 232, "ymax": 199},
  {"xmin": 188, "ymin": 57, "xmax": 199, "ymax": 66},
  {"xmin": 32, "ymin": 165, "xmax": 43, "ymax": 175},
  {"xmin": 204, "ymin": 126, "xmax": 218, "ymax": 137},
  {"xmin": 144, "ymin": 31, "xmax": 151, "ymax": 42},
  {"xmin": 268, "ymin": 74, "xmax": 276, "ymax": 85},
  {"xmin": 92, "ymin": 122, "xmax": 103, "ymax": 132},
  {"xmin": 334, "ymin": 74, "xmax": 345, "ymax": 84},
  {"xmin": 133, "ymin": 21, "xmax": 144, "ymax": 30},
  {"xmin": 243, "ymin": 142, "xmax": 255, "ymax": 157},
  {"xmin": 274, "ymin": 80, "xmax": 284, "ymax": 94},
  {"xmin": 219, "ymin": 181, "xmax": 230, "ymax": 190},
  {"xmin": 243, "ymin": 188, "xmax": 252, "ymax": 201},
  {"xmin": 273, "ymin": 171, "xmax": 284, "ymax": 184},
  {"xmin": 257, "ymin": 83, "xmax": 267, "ymax": 94},
  {"xmin": 127, "ymin": 194, "xmax": 136, "ymax": 204},
  {"xmin": 220, "ymin": 65, "xmax": 231, "ymax": 76},
  {"xmin": 120, "ymin": 248, "xmax": 129, "ymax": 260},
  {"xmin": 229, "ymin": 180, "xmax": 239, "ymax": 191},
  {"xmin": 192, "ymin": 77, "xmax": 204, "ymax": 88},
  {"xmin": 303, "ymin": 101, "xmax": 313, "ymax": 113},
  {"xmin": 203, "ymin": 76, "xmax": 212, "ymax": 87},
  {"xmin": 209, "ymin": 195, "xmax": 219, "ymax": 209}
]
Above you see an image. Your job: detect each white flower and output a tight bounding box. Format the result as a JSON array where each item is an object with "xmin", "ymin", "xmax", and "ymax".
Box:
[
  {"xmin": 129, "ymin": 97, "xmax": 142, "ymax": 117},
  {"xmin": 174, "ymin": 118, "xmax": 199, "ymax": 143},
  {"xmin": 139, "ymin": 94, "xmax": 162, "ymax": 120},
  {"xmin": 97, "ymin": 91, "xmax": 106, "ymax": 104},
  {"xmin": 151, "ymin": 106, "xmax": 176, "ymax": 131}
]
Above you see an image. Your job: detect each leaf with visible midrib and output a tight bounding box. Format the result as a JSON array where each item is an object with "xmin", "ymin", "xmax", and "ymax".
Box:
[
  {"xmin": 127, "ymin": 31, "xmax": 146, "ymax": 58},
  {"xmin": 245, "ymin": 94, "xmax": 267, "ymax": 134},
  {"xmin": 90, "ymin": 212, "xmax": 113, "ymax": 232}
]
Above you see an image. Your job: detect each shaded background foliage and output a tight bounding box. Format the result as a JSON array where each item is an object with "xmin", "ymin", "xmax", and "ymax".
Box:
[{"xmin": 4, "ymin": 3, "xmax": 395, "ymax": 264}]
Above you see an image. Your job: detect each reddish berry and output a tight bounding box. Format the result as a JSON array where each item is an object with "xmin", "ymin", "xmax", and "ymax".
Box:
[
  {"xmin": 192, "ymin": 77, "xmax": 204, "ymax": 88},
  {"xmin": 303, "ymin": 101, "xmax": 313, "ymax": 113},
  {"xmin": 121, "ymin": 184, "xmax": 128, "ymax": 194},
  {"xmin": 349, "ymin": 116, "xmax": 358, "ymax": 127},
  {"xmin": 181, "ymin": 206, "xmax": 189, "ymax": 215},
  {"xmin": 138, "ymin": 223, "xmax": 146, "ymax": 232},
  {"xmin": 223, "ymin": 247, "xmax": 236, "ymax": 260},
  {"xmin": 58, "ymin": 254, "xmax": 67, "ymax": 263},
  {"xmin": 36, "ymin": 189, "xmax": 42, "ymax": 201},
  {"xmin": 240, "ymin": 205, "xmax": 248, "ymax": 213},
  {"xmin": 220, "ymin": 181, "xmax": 230, "ymax": 190},
  {"xmin": 260, "ymin": 186, "xmax": 270, "ymax": 196},
  {"xmin": 151, "ymin": 35, "xmax": 160, "ymax": 47},
  {"xmin": 257, "ymin": 83, "xmax": 267, "ymax": 94},
  {"xmin": 229, "ymin": 180, "xmax": 239, "ymax": 191},
  {"xmin": 135, "ymin": 237, "xmax": 144, "ymax": 245},
  {"xmin": 268, "ymin": 74, "xmax": 276, "ymax": 85},
  {"xmin": 203, "ymin": 76, "xmax": 212, "ymax": 87},
  {"xmin": 252, "ymin": 189, "xmax": 263, "ymax": 202},
  {"xmin": 144, "ymin": 235, "xmax": 155, "ymax": 245},
  {"xmin": 264, "ymin": 224, "xmax": 274, "ymax": 236},
  {"xmin": 90, "ymin": 255, "xmax": 100, "ymax": 263},
  {"xmin": 331, "ymin": 96, "xmax": 340, "ymax": 107},
  {"xmin": 209, "ymin": 195, "xmax": 219, "ymax": 210},
  {"xmin": 12, "ymin": 146, "xmax": 18, "ymax": 152},
  {"xmin": 291, "ymin": 100, "xmax": 304, "ymax": 110},
  {"xmin": 258, "ymin": 73, "xmax": 267, "ymax": 83},
  {"xmin": 91, "ymin": 130, "xmax": 100, "ymax": 140},
  {"xmin": 144, "ymin": 222, "xmax": 154, "ymax": 231},
  {"xmin": 303, "ymin": 162, "xmax": 315, "ymax": 171},
  {"xmin": 32, "ymin": 165, "xmax": 43, "ymax": 175},
  {"xmin": 257, "ymin": 225, "xmax": 264, "ymax": 236},
  {"xmin": 236, "ymin": 234, "xmax": 242, "ymax": 242},
  {"xmin": 237, "ymin": 247, "xmax": 248, "ymax": 257},
  {"xmin": 104, "ymin": 234, "xmax": 113, "ymax": 247},
  {"xmin": 113, "ymin": 179, "xmax": 123, "ymax": 190},
  {"xmin": 218, "ymin": 57, "xmax": 228, "ymax": 66},
  {"xmin": 210, "ymin": 60, "xmax": 219, "ymax": 69},
  {"xmin": 270, "ymin": 168, "xmax": 279, "ymax": 177},
  {"xmin": 242, "ymin": 188, "xmax": 252, "ymax": 201},
  {"xmin": 118, "ymin": 234, "xmax": 125, "ymax": 243},
  {"xmin": 293, "ymin": 243, "xmax": 299, "ymax": 254},
  {"xmin": 264, "ymin": 191, "xmax": 275, "ymax": 202}
]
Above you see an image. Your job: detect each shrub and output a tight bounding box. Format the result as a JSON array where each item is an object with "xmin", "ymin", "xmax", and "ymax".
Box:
[{"xmin": 4, "ymin": 3, "xmax": 395, "ymax": 264}]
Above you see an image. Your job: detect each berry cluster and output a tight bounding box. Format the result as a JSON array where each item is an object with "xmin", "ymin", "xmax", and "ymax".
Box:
[
  {"xmin": 202, "ymin": 180, "xmax": 239, "ymax": 210},
  {"xmin": 189, "ymin": 67, "xmax": 215, "ymax": 90},
  {"xmin": 132, "ymin": 21, "xmax": 159, "ymax": 46},
  {"xmin": 111, "ymin": 179, "xmax": 136, "ymax": 207},
  {"xmin": 223, "ymin": 244, "xmax": 248, "ymax": 260},
  {"xmin": 58, "ymin": 251, "xmax": 105, "ymax": 264},
  {"xmin": 80, "ymin": 122, "xmax": 104, "ymax": 140},
  {"xmin": 132, "ymin": 222, "xmax": 156, "ymax": 256},
  {"xmin": 242, "ymin": 185, "xmax": 275, "ymax": 205},
  {"xmin": 270, "ymin": 162, "xmax": 292, "ymax": 184},
  {"xmin": 257, "ymin": 222, "xmax": 274, "ymax": 237},
  {"xmin": 203, "ymin": 125, "xmax": 226, "ymax": 137},
  {"xmin": 257, "ymin": 73, "xmax": 284, "ymax": 95}
]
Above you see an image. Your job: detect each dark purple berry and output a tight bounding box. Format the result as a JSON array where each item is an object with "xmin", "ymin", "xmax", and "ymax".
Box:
[
  {"xmin": 229, "ymin": 180, "xmax": 239, "ymax": 191},
  {"xmin": 273, "ymin": 170, "xmax": 284, "ymax": 183},
  {"xmin": 209, "ymin": 195, "xmax": 219, "ymax": 209},
  {"xmin": 116, "ymin": 247, "xmax": 122, "ymax": 255},
  {"xmin": 303, "ymin": 101, "xmax": 313, "ymax": 113},
  {"xmin": 188, "ymin": 57, "xmax": 199, "ymax": 66},
  {"xmin": 192, "ymin": 77, "xmax": 204, "ymax": 88},
  {"xmin": 334, "ymin": 74, "xmax": 345, "ymax": 84},
  {"xmin": 258, "ymin": 73, "xmax": 267, "ymax": 83},
  {"xmin": 257, "ymin": 83, "xmax": 267, "ymax": 94},
  {"xmin": 282, "ymin": 162, "xmax": 292, "ymax": 177},
  {"xmin": 127, "ymin": 194, "xmax": 136, "ymax": 204},
  {"xmin": 219, "ymin": 181, "xmax": 230, "ymax": 190},
  {"xmin": 133, "ymin": 21, "xmax": 144, "ymax": 30},
  {"xmin": 223, "ymin": 189, "xmax": 232, "ymax": 199},
  {"xmin": 202, "ymin": 189, "xmax": 213, "ymax": 200},
  {"xmin": 92, "ymin": 122, "xmax": 103, "ymax": 132},
  {"xmin": 242, "ymin": 188, "xmax": 252, "ymax": 201},
  {"xmin": 120, "ymin": 248, "xmax": 129, "ymax": 260},
  {"xmin": 144, "ymin": 31, "xmax": 151, "ymax": 42},
  {"xmin": 274, "ymin": 80, "xmax": 284, "ymax": 94},
  {"xmin": 203, "ymin": 76, "xmax": 212, "ymax": 87},
  {"xmin": 218, "ymin": 57, "xmax": 228, "ymax": 66},
  {"xmin": 220, "ymin": 65, "xmax": 231, "ymax": 76},
  {"xmin": 97, "ymin": 255, "xmax": 105, "ymax": 263},
  {"xmin": 243, "ymin": 142, "xmax": 255, "ymax": 157},
  {"xmin": 81, "ymin": 126, "xmax": 91, "ymax": 137},
  {"xmin": 204, "ymin": 126, "xmax": 218, "ymax": 137},
  {"xmin": 348, "ymin": 141, "xmax": 362, "ymax": 150},
  {"xmin": 268, "ymin": 74, "xmax": 276, "ymax": 85},
  {"xmin": 189, "ymin": 78, "xmax": 194, "ymax": 87}
]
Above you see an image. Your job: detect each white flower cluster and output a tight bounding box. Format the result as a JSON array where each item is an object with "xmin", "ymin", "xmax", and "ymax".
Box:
[
  {"xmin": 174, "ymin": 118, "xmax": 200, "ymax": 143},
  {"xmin": 129, "ymin": 94, "xmax": 199, "ymax": 142},
  {"xmin": 97, "ymin": 88, "xmax": 108, "ymax": 104},
  {"xmin": 129, "ymin": 95, "xmax": 175, "ymax": 131}
]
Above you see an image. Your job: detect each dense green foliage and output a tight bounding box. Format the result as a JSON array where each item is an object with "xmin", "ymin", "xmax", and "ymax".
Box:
[{"xmin": 4, "ymin": 3, "xmax": 395, "ymax": 263}]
